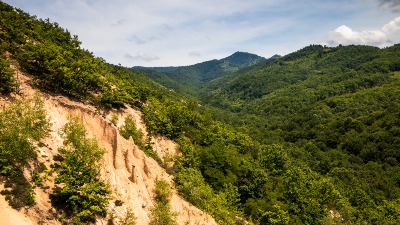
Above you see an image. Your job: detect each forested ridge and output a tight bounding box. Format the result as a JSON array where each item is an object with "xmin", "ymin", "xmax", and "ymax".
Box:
[
  {"xmin": 134, "ymin": 52, "xmax": 267, "ymax": 97},
  {"xmin": 1, "ymin": 1, "xmax": 400, "ymax": 225}
]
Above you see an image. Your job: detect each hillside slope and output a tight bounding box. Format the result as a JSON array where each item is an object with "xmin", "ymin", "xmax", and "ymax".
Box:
[
  {"xmin": 135, "ymin": 52, "xmax": 266, "ymax": 90},
  {"xmin": 0, "ymin": 71, "xmax": 217, "ymax": 225}
]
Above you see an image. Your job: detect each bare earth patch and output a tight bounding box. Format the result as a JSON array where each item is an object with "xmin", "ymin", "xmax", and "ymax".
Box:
[{"xmin": 0, "ymin": 71, "xmax": 216, "ymax": 225}]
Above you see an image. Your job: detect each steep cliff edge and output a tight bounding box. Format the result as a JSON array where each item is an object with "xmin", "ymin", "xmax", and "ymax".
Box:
[{"xmin": 0, "ymin": 71, "xmax": 217, "ymax": 225}]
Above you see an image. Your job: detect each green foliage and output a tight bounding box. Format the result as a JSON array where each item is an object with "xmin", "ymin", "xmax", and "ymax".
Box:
[
  {"xmin": 174, "ymin": 168, "xmax": 241, "ymax": 225},
  {"xmin": 283, "ymin": 167, "xmax": 346, "ymax": 224},
  {"xmin": 0, "ymin": 56, "xmax": 17, "ymax": 93},
  {"xmin": 149, "ymin": 178, "xmax": 177, "ymax": 225},
  {"xmin": 375, "ymin": 199, "xmax": 400, "ymax": 224},
  {"xmin": 0, "ymin": 94, "xmax": 49, "ymax": 173},
  {"xmin": 119, "ymin": 209, "xmax": 137, "ymax": 225},
  {"xmin": 154, "ymin": 178, "xmax": 172, "ymax": 204},
  {"xmin": 111, "ymin": 113, "xmax": 119, "ymax": 126},
  {"xmin": 142, "ymin": 97, "xmax": 204, "ymax": 139},
  {"xmin": 1, "ymin": 1, "xmax": 155, "ymax": 108},
  {"xmin": 174, "ymin": 168, "xmax": 214, "ymax": 208},
  {"xmin": 0, "ymin": 3, "xmax": 34, "ymax": 52},
  {"xmin": 0, "ymin": 96, "xmax": 48, "ymax": 168},
  {"xmin": 119, "ymin": 116, "xmax": 144, "ymax": 149},
  {"xmin": 0, "ymin": 95, "xmax": 49, "ymax": 208},
  {"xmin": 51, "ymin": 116, "xmax": 110, "ymax": 224},
  {"xmin": 192, "ymin": 44, "xmax": 400, "ymax": 224},
  {"xmin": 136, "ymin": 52, "xmax": 266, "ymax": 94},
  {"xmin": 17, "ymin": 40, "xmax": 105, "ymax": 99},
  {"xmin": 149, "ymin": 204, "xmax": 177, "ymax": 225},
  {"xmin": 258, "ymin": 144, "xmax": 288, "ymax": 176},
  {"xmin": 260, "ymin": 205, "xmax": 289, "ymax": 225},
  {"xmin": 32, "ymin": 170, "xmax": 43, "ymax": 186}
]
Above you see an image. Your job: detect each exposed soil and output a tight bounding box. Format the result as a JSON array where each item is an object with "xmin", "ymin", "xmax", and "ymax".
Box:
[{"xmin": 0, "ymin": 71, "xmax": 217, "ymax": 225}]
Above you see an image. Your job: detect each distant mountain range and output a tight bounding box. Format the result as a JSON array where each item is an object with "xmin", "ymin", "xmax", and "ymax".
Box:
[{"xmin": 134, "ymin": 52, "xmax": 280, "ymax": 95}]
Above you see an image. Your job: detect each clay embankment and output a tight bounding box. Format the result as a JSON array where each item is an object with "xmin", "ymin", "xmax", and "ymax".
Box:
[{"xmin": 0, "ymin": 72, "xmax": 217, "ymax": 225}]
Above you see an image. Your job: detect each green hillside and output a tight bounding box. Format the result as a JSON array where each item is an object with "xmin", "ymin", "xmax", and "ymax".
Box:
[
  {"xmin": 2, "ymin": 1, "xmax": 400, "ymax": 225},
  {"xmin": 142, "ymin": 43, "xmax": 400, "ymax": 224},
  {"xmin": 153, "ymin": 51, "xmax": 265, "ymax": 83},
  {"xmin": 203, "ymin": 44, "xmax": 400, "ymax": 143},
  {"xmin": 201, "ymin": 44, "xmax": 400, "ymax": 223},
  {"xmin": 135, "ymin": 51, "xmax": 266, "ymax": 90},
  {"xmin": 200, "ymin": 54, "xmax": 281, "ymax": 94}
]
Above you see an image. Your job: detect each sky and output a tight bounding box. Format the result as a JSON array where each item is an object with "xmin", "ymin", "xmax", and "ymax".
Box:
[{"xmin": 3, "ymin": 0, "xmax": 400, "ymax": 67}]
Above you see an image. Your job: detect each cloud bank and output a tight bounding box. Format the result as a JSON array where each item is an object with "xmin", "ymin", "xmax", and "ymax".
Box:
[
  {"xmin": 379, "ymin": 0, "xmax": 400, "ymax": 12},
  {"xmin": 325, "ymin": 17, "xmax": 400, "ymax": 47},
  {"xmin": 4, "ymin": 0, "xmax": 399, "ymax": 66}
]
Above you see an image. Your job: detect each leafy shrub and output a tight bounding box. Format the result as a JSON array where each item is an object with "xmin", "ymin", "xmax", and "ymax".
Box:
[
  {"xmin": 283, "ymin": 167, "xmax": 346, "ymax": 224},
  {"xmin": 260, "ymin": 205, "xmax": 289, "ymax": 225},
  {"xmin": 154, "ymin": 178, "xmax": 171, "ymax": 204},
  {"xmin": 0, "ymin": 94, "xmax": 49, "ymax": 171},
  {"xmin": 149, "ymin": 178, "xmax": 177, "ymax": 225},
  {"xmin": 51, "ymin": 116, "xmax": 110, "ymax": 224},
  {"xmin": 120, "ymin": 209, "xmax": 137, "ymax": 225},
  {"xmin": 119, "ymin": 116, "xmax": 144, "ymax": 149},
  {"xmin": 174, "ymin": 168, "xmax": 240, "ymax": 225},
  {"xmin": 111, "ymin": 113, "xmax": 119, "ymax": 126},
  {"xmin": 0, "ymin": 95, "xmax": 49, "ymax": 208},
  {"xmin": 32, "ymin": 170, "xmax": 42, "ymax": 186},
  {"xmin": 0, "ymin": 56, "xmax": 17, "ymax": 94}
]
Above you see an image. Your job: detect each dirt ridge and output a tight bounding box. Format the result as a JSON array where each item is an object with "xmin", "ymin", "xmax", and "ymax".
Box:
[{"xmin": 0, "ymin": 72, "xmax": 217, "ymax": 225}]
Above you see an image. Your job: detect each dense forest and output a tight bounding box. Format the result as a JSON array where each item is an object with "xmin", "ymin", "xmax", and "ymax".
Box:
[
  {"xmin": 134, "ymin": 52, "xmax": 269, "ymax": 97},
  {"xmin": 1, "ymin": 1, "xmax": 400, "ymax": 225}
]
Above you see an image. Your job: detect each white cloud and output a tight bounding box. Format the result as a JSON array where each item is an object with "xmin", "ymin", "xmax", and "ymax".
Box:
[
  {"xmin": 3, "ymin": 0, "xmax": 286, "ymax": 66},
  {"xmin": 382, "ymin": 17, "xmax": 400, "ymax": 39},
  {"xmin": 4, "ymin": 0, "xmax": 400, "ymax": 66},
  {"xmin": 325, "ymin": 16, "xmax": 400, "ymax": 46},
  {"xmin": 124, "ymin": 52, "xmax": 160, "ymax": 62}
]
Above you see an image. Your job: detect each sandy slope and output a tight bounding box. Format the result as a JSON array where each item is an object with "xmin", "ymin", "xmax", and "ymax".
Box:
[
  {"xmin": 0, "ymin": 72, "xmax": 217, "ymax": 225},
  {"xmin": 0, "ymin": 193, "xmax": 35, "ymax": 225}
]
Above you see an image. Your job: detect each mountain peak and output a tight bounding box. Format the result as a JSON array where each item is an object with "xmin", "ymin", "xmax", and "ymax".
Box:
[
  {"xmin": 135, "ymin": 51, "xmax": 267, "ymax": 87},
  {"xmin": 222, "ymin": 52, "xmax": 265, "ymax": 67}
]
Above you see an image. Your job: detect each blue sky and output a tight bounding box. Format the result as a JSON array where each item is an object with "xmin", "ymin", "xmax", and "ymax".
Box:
[{"xmin": 3, "ymin": 0, "xmax": 400, "ymax": 66}]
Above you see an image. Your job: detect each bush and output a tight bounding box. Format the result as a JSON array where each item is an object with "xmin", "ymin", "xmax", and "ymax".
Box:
[
  {"xmin": 174, "ymin": 168, "xmax": 240, "ymax": 225},
  {"xmin": 119, "ymin": 116, "xmax": 144, "ymax": 149},
  {"xmin": 51, "ymin": 116, "xmax": 110, "ymax": 224},
  {"xmin": 0, "ymin": 94, "xmax": 49, "ymax": 171},
  {"xmin": 0, "ymin": 95, "xmax": 49, "ymax": 208},
  {"xmin": 154, "ymin": 178, "xmax": 171, "ymax": 204},
  {"xmin": 120, "ymin": 209, "xmax": 137, "ymax": 225},
  {"xmin": 0, "ymin": 57, "xmax": 17, "ymax": 94},
  {"xmin": 149, "ymin": 178, "xmax": 177, "ymax": 225},
  {"xmin": 260, "ymin": 205, "xmax": 289, "ymax": 225}
]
